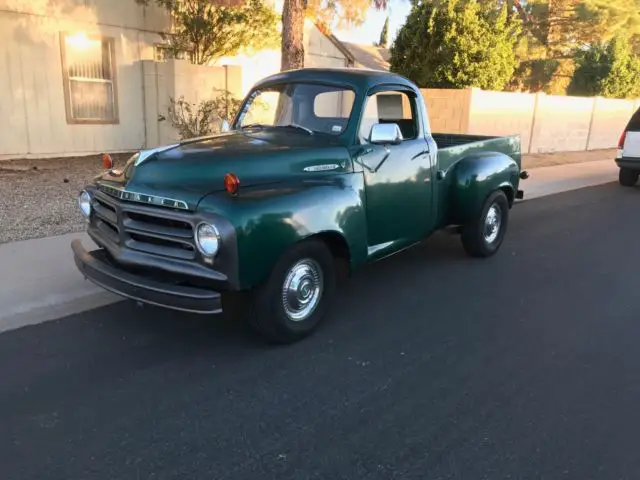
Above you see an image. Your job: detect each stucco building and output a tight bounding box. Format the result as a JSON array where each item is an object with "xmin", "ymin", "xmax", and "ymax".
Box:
[{"xmin": 0, "ymin": 0, "xmax": 355, "ymax": 159}]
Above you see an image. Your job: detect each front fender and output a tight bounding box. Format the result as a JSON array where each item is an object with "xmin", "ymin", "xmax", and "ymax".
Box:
[
  {"xmin": 451, "ymin": 152, "xmax": 520, "ymax": 224},
  {"xmin": 198, "ymin": 174, "xmax": 367, "ymax": 290}
]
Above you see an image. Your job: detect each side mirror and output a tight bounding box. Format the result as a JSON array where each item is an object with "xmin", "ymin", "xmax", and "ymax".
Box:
[
  {"xmin": 369, "ymin": 123, "xmax": 403, "ymax": 145},
  {"xmin": 221, "ymin": 119, "xmax": 230, "ymax": 133}
]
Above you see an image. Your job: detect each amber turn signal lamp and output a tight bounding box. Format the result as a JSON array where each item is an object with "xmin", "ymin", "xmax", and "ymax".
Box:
[
  {"xmin": 224, "ymin": 173, "xmax": 240, "ymax": 195},
  {"xmin": 102, "ymin": 153, "xmax": 114, "ymax": 170}
]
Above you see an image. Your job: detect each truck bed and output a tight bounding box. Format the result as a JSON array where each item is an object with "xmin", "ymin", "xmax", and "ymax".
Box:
[
  {"xmin": 432, "ymin": 133, "xmax": 521, "ymax": 168},
  {"xmin": 432, "ymin": 132, "xmax": 522, "ymax": 229},
  {"xmin": 432, "ymin": 133, "xmax": 500, "ymax": 149}
]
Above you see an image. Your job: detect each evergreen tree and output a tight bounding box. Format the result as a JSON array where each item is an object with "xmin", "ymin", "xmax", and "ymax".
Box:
[
  {"xmin": 378, "ymin": 16, "xmax": 390, "ymax": 47},
  {"xmin": 449, "ymin": 0, "xmax": 640, "ymax": 93},
  {"xmin": 498, "ymin": 0, "xmax": 640, "ymax": 56},
  {"xmin": 601, "ymin": 36, "xmax": 640, "ymax": 98},
  {"xmin": 568, "ymin": 35, "xmax": 640, "ymax": 98},
  {"xmin": 567, "ymin": 43, "xmax": 610, "ymax": 96},
  {"xmin": 390, "ymin": 0, "xmax": 520, "ymax": 90}
]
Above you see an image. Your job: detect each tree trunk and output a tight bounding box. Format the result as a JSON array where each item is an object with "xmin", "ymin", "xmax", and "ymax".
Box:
[
  {"xmin": 510, "ymin": 0, "xmax": 530, "ymax": 24},
  {"xmin": 281, "ymin": 0, "xmax": 306, "ymax": 71}
]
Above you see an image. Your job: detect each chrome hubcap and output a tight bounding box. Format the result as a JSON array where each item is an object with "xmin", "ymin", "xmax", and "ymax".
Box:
[
  {"xmin": 282, "ymin": 259, "xmax": 323, "ymax": 322},
  {"xmin": 484, "ymin": 204, "xmax": 502, "ymax": 244}
]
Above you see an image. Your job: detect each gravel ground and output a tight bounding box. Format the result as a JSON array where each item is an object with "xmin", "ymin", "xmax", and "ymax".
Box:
[
  {"xmin": 0, "ymin": 153, "xmax": 132, "ymax": 244},
  {"xmin": 0, "ymin": 148, "xmax": 615, "ymax": 244}
]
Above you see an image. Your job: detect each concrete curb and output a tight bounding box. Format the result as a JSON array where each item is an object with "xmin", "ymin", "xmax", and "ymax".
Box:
[{"xmin": 0, "ymin": 159, "xmax": 620, "ymax": 334}]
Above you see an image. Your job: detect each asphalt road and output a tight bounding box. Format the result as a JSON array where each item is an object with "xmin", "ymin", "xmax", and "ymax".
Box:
[{"xmin": 3, "ymin": 182, "xmax": 640, "ymax": 480}]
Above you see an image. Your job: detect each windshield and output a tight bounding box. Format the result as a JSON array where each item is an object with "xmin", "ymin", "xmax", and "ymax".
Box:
[{"xmin": 236, "ymin": 83, "xmax": 356, "ymax": 136}]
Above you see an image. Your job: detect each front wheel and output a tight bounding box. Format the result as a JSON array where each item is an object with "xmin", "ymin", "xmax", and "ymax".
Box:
[
  {"xmin": 619, "ymin": 168, "xmax": 638, "ymax": 187},
  {"xmin": 245, "ymin": 239, "xmax": 337, "ymax": 344},
  {"xmin": 461, "ymin": 190, "xmax": 509, "ymax": 258}
]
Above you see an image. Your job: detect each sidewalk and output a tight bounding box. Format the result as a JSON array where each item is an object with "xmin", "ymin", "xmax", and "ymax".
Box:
[
  {"xmin": 0, "ymin": 232, "xmax": 119, "ymax": 333},
  {"xmin": 521, "ymin": 159, "xmax": 618, "ymax": 200},
  {"xmin": 0, "ymin": 159, "xmax": 620, "ymax": 334}
]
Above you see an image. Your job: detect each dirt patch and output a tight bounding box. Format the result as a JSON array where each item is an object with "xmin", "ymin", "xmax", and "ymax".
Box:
[{"xmin": 522, "ymin": 149, "xmax": 615, "ymax": 170}]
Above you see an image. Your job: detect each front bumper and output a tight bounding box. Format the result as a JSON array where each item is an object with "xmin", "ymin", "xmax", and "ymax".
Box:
[
  {"xmin": 72, "ymin": 239, "xmax": 223, "ymax": 314},
  {"xmin": 515, "ymin": 169, "xmax": 528, "ymax": 200},
  {"xmin": 616, "ymin": 157, "xmax": 640, "ymax": 170}
]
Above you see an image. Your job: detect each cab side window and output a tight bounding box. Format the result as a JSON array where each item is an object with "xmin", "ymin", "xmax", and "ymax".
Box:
[{"xmin": 358, "ymin": 90, "xmax": 418, "ymax": 143}]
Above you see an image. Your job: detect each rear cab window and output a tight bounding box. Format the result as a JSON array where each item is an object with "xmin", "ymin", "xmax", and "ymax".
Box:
[{"xmin": 626, "ymin": 107, "xmax": 640, "ymax": 132}]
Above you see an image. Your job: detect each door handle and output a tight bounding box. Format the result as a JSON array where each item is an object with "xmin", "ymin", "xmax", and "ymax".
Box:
[
  {"xmin": 356, "ymin": 147, "xmax": 374, "ymax": 157},
  {"xmin": 411, "ymin": 149, "xmax": 430, "ymax": 161}
]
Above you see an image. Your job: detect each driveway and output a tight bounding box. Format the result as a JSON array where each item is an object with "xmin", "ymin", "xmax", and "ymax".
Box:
[{"xmin": 2, "ymin": 182, "xmax": 639, "ymax": 479}]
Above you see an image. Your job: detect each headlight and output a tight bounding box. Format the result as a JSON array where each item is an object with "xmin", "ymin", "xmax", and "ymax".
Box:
[
  {"xmin": 195, "ymin": 223, "xmax": 220, "ymax": 257},
  {"xmin": 77, "ymin": 190, "xmax": 92, "ymax": 218}
]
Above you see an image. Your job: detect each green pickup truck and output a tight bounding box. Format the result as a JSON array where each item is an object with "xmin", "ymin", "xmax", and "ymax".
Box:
[{"xmin": 72, "ymin": 68, "xmax": 528, "ymax": 343}]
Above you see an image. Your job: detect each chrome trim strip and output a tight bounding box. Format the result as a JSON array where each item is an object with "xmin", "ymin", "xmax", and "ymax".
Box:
[
  {"xmin": 303, "ymin": 164, "xmax": 340, "ymax": 172},
  {"xmin": 98, "ymin": 184, "xmax": 189, "ymax": 210}
]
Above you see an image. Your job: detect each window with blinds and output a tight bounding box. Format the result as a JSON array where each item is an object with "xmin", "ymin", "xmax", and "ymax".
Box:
[{"xmin": 61, "ymin": 33, "xmax": 118, "ymax": 124}]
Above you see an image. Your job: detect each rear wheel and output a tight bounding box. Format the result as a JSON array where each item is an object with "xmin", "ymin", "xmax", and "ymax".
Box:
[
  {"xmin": 461, "ymin": 190, "xmax": 509, "ymax": 258},
  {"xmin": 619, "ymin": 168, "xmax": 638, "ymax": 187},
  {"xmin": 245, "ymin": 239, "xmax": 337, "ymax": 344}
]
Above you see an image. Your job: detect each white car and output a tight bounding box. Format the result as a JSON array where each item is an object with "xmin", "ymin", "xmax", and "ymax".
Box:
[{"xmin": 616, "ymin": 107, "xmax": 640, "ymax": 186}]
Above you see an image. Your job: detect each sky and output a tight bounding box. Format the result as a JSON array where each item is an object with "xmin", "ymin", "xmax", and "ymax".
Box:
[{"xmin": 332, "ymin": 0, "xmax": 412, "ymax": 45}]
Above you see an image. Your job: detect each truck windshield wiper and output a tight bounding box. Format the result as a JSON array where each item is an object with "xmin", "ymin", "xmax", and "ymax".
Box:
[
  {"xmin": 240, "ymin": 123, "xmax": 267, "ymax": 130},
  {"xmin": 278, "ymin": 124, "xmax": 314, "ymax": 135}
]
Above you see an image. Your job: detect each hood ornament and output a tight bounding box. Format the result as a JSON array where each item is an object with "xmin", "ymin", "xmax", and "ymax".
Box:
[{"xmin": 135, "ymin": 143, "xmax": 180, "ymax": 167}]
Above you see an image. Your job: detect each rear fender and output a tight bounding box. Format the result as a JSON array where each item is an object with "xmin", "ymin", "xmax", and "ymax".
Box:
[
  {"xmin": 450, "ymin": 152, "xmax": 520, "ymax": 225},
  {"xmin": 198, "ymin": 175, "xmax": 367, "ymax": 290}
]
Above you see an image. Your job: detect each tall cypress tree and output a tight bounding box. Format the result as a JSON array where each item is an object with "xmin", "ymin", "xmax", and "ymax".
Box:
[{"xmin": 378, "ymin": 16, "xmax": 390, "ymax": 47}]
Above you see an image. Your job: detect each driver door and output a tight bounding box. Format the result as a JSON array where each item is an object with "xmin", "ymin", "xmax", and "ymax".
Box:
[{"xmin": 355, "ymin": 88, "xmax": 435, "ymax": 259}]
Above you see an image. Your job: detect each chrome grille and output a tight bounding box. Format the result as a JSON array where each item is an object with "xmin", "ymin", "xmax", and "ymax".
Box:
[{"xmin": 91, "ymin": 191, "xmax": 196, "ymax": 260}]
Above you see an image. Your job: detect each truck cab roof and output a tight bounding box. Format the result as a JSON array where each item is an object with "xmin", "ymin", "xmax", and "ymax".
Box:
[{"xmin": 253, "ymin": 68, "xmax": 420, "ymax": 95}]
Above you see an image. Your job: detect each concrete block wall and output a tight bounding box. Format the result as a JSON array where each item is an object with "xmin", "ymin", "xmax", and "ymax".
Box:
[
  {"xmin": 529, "ymin": 94, "xmax": 593, "ymax": 153},
  {"xmin": 466, "ymin": 89, "xmax": 536, "ymax": 153},
  {"xmin": 421, "ymin": 87, "xmax": 640, "ymax": 154},
  {"xmin": 421, "ymin": 89, "xmax": 471, "ymax": 134},
  {"xmin": 142, "ymin": 60, "xmax": 243, "ymax": 147},
  {"xmin": 587, "ymin": 97, "xmax": 638, "ymax": 150}
]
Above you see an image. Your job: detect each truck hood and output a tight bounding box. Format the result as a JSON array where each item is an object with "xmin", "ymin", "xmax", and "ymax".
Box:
[{"xmin": 95, "ymin": 130, "xmax": 351, "ymax": 211}]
